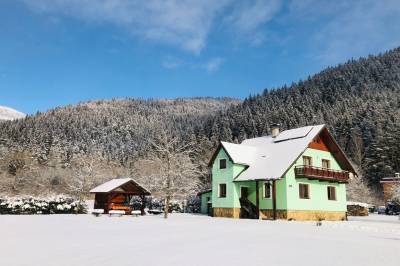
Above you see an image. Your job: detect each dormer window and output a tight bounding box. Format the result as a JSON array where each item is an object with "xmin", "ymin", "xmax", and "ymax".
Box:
[{"xmin": 219, "ymin": 159, "xmax": 227, "ymax": 169}]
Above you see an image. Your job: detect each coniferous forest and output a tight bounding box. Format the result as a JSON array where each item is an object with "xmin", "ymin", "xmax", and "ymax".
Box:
[{"xmin": 0, "ymin": 47, "xmax": 399, "ymax": 197}]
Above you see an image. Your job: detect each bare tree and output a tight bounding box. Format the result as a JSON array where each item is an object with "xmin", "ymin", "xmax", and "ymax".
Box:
[
  {"xmin": 143, "ymin": 135, "xmax": 202, "ymax": 218},
  {"xmin": 67, "ymin": 156, "xmax": 98, "ymax": 200},
  {"xmin": 346, "ymin": 173, "xmax": 379, "ymax": 204}
]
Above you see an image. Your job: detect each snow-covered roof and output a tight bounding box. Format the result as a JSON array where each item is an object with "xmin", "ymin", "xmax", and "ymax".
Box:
[
  {"xmin": 220, "ymin": 142, "xmax": 259, "ymax": 165},
  {"xmin": 215, "ymin": 125, "xmax": 330, "ymax": 181},
  {"xmin": 273, "ymin": 125, "xmax": 314, "ymax": 142},
  {"xmin": 90, "ymin": 178, "xmax": 150, "ymax": 194}
]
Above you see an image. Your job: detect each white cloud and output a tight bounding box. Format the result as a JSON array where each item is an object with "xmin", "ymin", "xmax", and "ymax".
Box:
[
  {"xmin": 21, "ymin": 0, "xmax": 283, "ymax": 53},
  {"xmin": 288, "ymin": 0, "xmax": 400, "ymax": 65},
  {"xmin": 203, "ymin": 58, "xmax": 224, "ymax": 73},
  {"xmin": 161, "ymin": 56, "xmax": 224, "ymax": 73},
  {"xmin": 21, "ymin": 0, "xmax": 232, "ymax": 54},
  {"xmin": 161, "ymin": 56, "xmax": 183, "ymax": 69},
  {"xmin": 228, "ymin": 0, "xmax": 281, "ymax": 32},
  {"xmin": 225, "ymin": 0, "xmax": 282, "ymax": 45}
]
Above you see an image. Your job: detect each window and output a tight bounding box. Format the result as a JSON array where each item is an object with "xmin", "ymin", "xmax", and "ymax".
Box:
[
  {"xmin": 327, "ymin": 186, "xmax": 336, "ymax": 200},
  {"xmin": 218, "ymin": 184, "xmax": 227, "ymax": 198},
  {"xmin": 322, "ymin": 159, "xmax": 330, "ymax": 169},
  {"xmin": 299, "ymin": 184, "xmax": 310, "ymax": 199},
  {"xmin": 264, "ymin": 182, "xmax": 271, "ymax": 198},
  {"xmin": 219, "ymin": 159, "xmax": 227, "ymax": 169},
  {"xmin": 303, "ymin": 156, "xmax": 312, "ymax": 166}
]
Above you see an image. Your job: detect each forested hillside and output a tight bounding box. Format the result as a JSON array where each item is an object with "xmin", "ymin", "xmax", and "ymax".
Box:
[
  {"xmin": 0, "ymin": 47, "xmax": 399, "ymax": 197},
  {"xmin": 207, "ymin": 47, "xmax": 400, "ymax": 187},
  {"xmin": 0, "ymin": 98, "xmax": 238, "ymax": 196}
]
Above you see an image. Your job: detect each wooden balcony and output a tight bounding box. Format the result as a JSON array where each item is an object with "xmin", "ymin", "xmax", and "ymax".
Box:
[{"xmin": 294, "ymin": 165, "xmax": 350, "ymax": 183}]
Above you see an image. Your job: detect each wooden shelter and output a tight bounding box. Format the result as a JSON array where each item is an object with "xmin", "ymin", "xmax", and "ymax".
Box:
[{"xmin": 90, "ymin": 178, "xmax": 151, "ymax": 215}]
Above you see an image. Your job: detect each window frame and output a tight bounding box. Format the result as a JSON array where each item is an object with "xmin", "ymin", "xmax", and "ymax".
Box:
[
  {"xmin": 219, "ymin": 159, "xmax": 227, "ymax": 170},
  {"xmin": 322, "ymin": 159, "xmax": 331, "ymax": 169},
  {"xmin": 299, "ymin": 183, "xmax": 310, "ymax": 199},
  {"xmin": 263, "ymin": 182, "xmax": 272, "ymax": 199},
  {"xmin": 218, "ymin": 183, "xmax": 227, "ymax": 198},
  {"xmin": 327, "ymin": 186, "xmax": 337, "ymax": 201},
  {"xmin": 303, "ymin": 156, "xmax": 312, "ymax": 166}
]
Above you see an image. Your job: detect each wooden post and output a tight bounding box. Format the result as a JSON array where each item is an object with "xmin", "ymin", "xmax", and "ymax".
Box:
[
  {"xmin": 106, "ymin": 193, "xmax": 111, "ymax": 214},
  {"xmin": 255, "ymin": 181, "xmax": 260, "ymax": 219},
  {"xmin": 272, "ymin": 180, "xmax": 277, "ymax": 220}
]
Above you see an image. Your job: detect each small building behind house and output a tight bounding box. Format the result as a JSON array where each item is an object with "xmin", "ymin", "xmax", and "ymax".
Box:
[
  {"xmin": 198, "ymin": 190, "xmax": 212, "ymax": 216},
  {"xmin": 90, "ymin": 177, "xmax": 151, "ymax": 214},
  {"xmin": 380, "ymin": 173, "xmax": 400, "ymax": 202}
]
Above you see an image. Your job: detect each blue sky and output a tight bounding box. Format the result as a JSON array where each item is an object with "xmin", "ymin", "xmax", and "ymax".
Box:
[{"xmin": 1, "ymin": 0, "xmax": 400, "ymax": 114}]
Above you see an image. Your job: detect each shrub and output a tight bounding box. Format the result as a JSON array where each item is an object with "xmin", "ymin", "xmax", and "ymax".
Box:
[{"xmin": 0, "ymin": 195, "xmax": 87, "ymax": 215}]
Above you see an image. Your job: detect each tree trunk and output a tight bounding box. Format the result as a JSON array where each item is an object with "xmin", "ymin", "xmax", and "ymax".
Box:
[
  {"xmin": 140, "ymin": 195, "xmax": 146, "ymax": 216},
  {"xmin": 164, "ymin": 196, "xmax": 170, "ymax": 219}
]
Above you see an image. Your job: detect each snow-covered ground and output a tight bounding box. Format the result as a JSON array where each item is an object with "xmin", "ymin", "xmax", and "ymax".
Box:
[{"xmin": 1, "ymin": 213, "xmax": 399, "ymax": 266}]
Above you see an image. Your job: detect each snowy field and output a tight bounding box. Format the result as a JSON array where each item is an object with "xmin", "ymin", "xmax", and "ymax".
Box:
[{"xmin": 1, "ymin": 214, "xmax": 399, "ymax": 266}]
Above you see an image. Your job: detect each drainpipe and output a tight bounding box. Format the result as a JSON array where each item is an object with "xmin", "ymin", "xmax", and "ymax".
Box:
[
  {"xmin": 255, "ymin": 181, "xmax": 260, "ymax": 219},
  {"xmin": 272, "ymin": 180, "xmax": 277, "ymax": 220}
]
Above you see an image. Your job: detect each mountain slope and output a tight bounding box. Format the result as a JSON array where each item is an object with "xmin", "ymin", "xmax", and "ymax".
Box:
[
  {"xmin": 1, "ymin": 48, "xmax": 400, "ymax": 196},
  {"xmin": 207, "ymin": 47, "xmax": 400, "ymax": 186},
  {"xmin": 0, "ymin": 106, "xmax": 25, "ymax": 121},
  {"xmin": 0, "ymin": 97, "xmax": 239, "ymax": 195}
]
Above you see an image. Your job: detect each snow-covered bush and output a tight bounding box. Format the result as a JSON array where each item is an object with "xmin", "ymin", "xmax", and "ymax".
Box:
[
  {"xmin": 185, "ymin": 196, "xmax": 200, "ymax": 213},
  {"xmin": 130, "ymin": 197, "xmax": 186, "ymax": 213},
  {"xmin": 0, "ymin": 195, "xmax": 87, "ymax": 215}
]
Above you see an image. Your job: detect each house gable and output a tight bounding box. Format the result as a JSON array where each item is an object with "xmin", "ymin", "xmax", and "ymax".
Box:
[
  {"xmin": 211, "ymin": 147, "xmax": 247, "ymax": 209},
  {"xmin": 308, "ymin": 135, "xmax": 329, "ymax": 152},
  {"xmin": 310, "ymin": 128, "xmax": 356, "ymax": 174}
]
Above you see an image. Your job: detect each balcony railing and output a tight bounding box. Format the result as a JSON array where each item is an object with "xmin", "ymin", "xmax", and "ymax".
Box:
[{"xmin": 294, "ymin": 165, "xmax": 349, "ymax": 183}]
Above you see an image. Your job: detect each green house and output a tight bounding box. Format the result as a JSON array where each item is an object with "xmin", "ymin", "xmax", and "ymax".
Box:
[{"xmin": 206, "ymin": 124, "xmax": 356, "ymax": 221}]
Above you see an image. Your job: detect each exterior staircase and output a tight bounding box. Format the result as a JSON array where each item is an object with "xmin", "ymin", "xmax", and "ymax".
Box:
[{"xmin": 239, "ymin": 197, "xmax": 259, "ymax": 219}]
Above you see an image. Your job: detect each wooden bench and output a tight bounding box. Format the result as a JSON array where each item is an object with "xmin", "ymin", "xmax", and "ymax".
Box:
[
  {"xmin": 131, "ymin": 210, "xmax": 141, "ymax": 217},
  {"xmin": 108, "ymin": 203, "xmax": 131, "ymax": 215},
  {"xmin": 148, "ymin": 209, "xmax": 163, "ymax": 215},
  {"xmin": 91, "ymin": 209, "xmax": 104, "ymax": 217},
  {"xmin": 108, "ymin": 210, "xmax": 125, "ymax": 217}
]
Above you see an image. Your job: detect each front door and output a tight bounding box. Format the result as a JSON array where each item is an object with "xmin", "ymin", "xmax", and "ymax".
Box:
[{"xmin": 240, "ymin": 187, "xmax": 248, "ymax": 199}]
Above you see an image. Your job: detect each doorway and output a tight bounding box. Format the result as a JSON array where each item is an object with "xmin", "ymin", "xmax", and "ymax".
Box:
[{"xmin": 240, "ymin": 186, "xmax": 248, "ymax": 199}]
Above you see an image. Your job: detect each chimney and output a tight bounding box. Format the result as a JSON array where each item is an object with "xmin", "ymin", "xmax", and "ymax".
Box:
[{"xmin": 271, "ymin": 123, "xmax": 280, "ymax": 138}]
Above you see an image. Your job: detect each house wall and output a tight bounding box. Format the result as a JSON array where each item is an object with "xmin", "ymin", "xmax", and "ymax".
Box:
[
  {"xmin": 211, "ymin": 148, "xmax": 246, "ymax": 209},
  {"xmin": 284, "ymin": 148, "xmax": 347, "ymax": 212},
  {"xmin": 381, "ymin": 181, "xmax": 400, "ymax": 202},
  {"xmin": 200, "ymin": 191, "xmax": 212, "ymax": 214},
  {"xmin": 235, "ymin": 179, "xmax": 287, "ymax": 210}
]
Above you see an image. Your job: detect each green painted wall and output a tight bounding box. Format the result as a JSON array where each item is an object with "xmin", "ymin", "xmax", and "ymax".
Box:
[
  {"xmin": 200, "ymin": 191, "xmax": 212, "ymax": 214},
  {"xmin": 211, "ymin": 148, "xmax": 246, "ymax": 208},
  {"xmin": 234, "ymin": 179, "xmax": 287, "ymax": 210},
  {"xmin": 211, "ymin": 146, "xmax": 347, "ymax": 213},
  {"xmin": 284, "ymin": 148, "xmax": 347, "ymax": 212}
]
